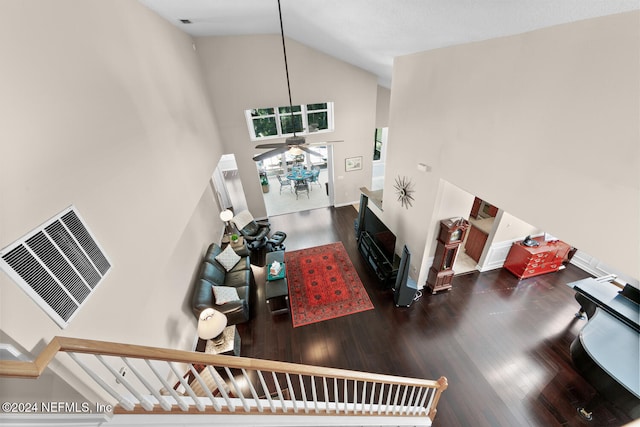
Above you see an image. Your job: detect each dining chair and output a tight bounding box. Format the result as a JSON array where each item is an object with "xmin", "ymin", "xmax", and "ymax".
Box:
[
  {"xmin": 276, "ymin": 175, "xmax": 292, "ymax": 194},
  {"xmin": 308, "ymin": 169, "xmax": 321, "ymax": 190},
  {"xmin": 294, "ymin": 180, "xmax": 310, "ymax": 199}
]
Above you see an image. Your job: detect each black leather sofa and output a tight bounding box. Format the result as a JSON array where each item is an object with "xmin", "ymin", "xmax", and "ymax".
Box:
[{"xmin": 191, "ymin": 243, "xmax": 253, "ymax": 325}]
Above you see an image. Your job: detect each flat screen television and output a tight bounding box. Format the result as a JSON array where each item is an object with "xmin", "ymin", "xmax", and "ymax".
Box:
[
  {"xmin": 394, "ymin": 245, "xmax": 411, "ymax": 293},
  {"xmin": 362, "ymin": 207, "xmax": 396, "ymax": 260}
]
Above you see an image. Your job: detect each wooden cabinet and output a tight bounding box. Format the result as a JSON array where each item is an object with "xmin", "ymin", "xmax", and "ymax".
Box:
[
  {"xmin": 470, "ymin": 197, "xmax": 482, "ymax": 219},
  {"xmin": 470, "ymin": 197, "xmax": 498, "ymax": 219},
  {"xmin": 426, "ymin": 218, "xmax": 469, "ymax": 294},
  {"xmin": 465, "ymin": 224, "xmax": 488, "ymax": 262},
  {"xmin": 503, "ymin": 237, "xmax": 571, "ymax": 279}
]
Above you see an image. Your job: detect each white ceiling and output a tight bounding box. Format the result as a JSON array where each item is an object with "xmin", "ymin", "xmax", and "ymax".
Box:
[{"xmin": 139, "ymin": 0, "xmax": 640, "ymax": 87}]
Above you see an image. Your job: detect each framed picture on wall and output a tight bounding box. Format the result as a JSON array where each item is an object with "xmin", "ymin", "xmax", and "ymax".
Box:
[{"xmin": 345, "ymin": 156, "xmax": 362, "ymax": 172}]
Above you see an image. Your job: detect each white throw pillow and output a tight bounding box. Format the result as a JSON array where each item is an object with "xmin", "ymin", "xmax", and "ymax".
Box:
[
  {"xmin": 232, "ymin": 210, "xmax": 253, "ymax": 231},
  {"xmin": 215, "ymin": 245, "xmax": 241, "ymax": 272},
  {"xmin": 212, "ymin": 286, "xmax": 240, "ymax": 305}
]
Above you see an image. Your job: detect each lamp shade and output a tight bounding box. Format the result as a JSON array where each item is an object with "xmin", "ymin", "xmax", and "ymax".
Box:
[
  {"xmin": 289, "ymin": 147, "xmax": 304, "ymax": 156},
  {"xmin": 197, "ymin": 308, "xmax": 227, "ymax": 340},
  {"xmin": 219, "ymin": 210, "xmax": 233, "ymax": 222}
]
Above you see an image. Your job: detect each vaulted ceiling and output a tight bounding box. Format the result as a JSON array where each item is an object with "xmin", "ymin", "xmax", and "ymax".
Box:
[{"xmin": 139, "ymin": 0, "xmax": 639, "ymax": 87}]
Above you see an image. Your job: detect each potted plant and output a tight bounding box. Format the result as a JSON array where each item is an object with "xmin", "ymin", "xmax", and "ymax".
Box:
[
  {"xmin": 230, "ymin": 233, "xmax": 239, "ymax": 243},
  {"xmin": 261, "ymin": 175, "xmax": 269, "ymax": 193}
]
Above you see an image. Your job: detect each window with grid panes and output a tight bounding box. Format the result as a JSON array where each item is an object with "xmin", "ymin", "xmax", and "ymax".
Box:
[{"xmin": 246, "ymin": 102, "xmax": 333, "ymax": 141}]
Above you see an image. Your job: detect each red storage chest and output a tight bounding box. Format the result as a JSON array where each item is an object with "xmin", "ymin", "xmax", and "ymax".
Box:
[{"xmin": 504, "ymin": 237, "xmax": 571, "ymax": 279}]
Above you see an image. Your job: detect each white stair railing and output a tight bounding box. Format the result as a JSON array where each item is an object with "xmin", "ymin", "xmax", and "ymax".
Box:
[{"xmin": 0, "ymin": 336, "xmax": 448, "ymax": 423}]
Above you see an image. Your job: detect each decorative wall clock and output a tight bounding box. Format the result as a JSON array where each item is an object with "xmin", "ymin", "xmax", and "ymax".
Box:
[{"xmin": 393, "ymin": 175, "xmax": 415, "ymax": 209}]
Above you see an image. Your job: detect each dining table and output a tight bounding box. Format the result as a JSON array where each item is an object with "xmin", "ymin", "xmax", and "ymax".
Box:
[{"xmin": 287, "ymin": 170, "xmax": 313, "ymax": 182}]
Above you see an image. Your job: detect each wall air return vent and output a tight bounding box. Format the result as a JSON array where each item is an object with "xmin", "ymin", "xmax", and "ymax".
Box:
[{"xmin": 0, "ymin": 206, "xmax": 111, "ymax": 328}]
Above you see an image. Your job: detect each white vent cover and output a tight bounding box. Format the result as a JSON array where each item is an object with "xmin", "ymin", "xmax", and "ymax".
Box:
[{"xmin": 0, "ymin": 206, "xmax": 111, "ymax": 328}]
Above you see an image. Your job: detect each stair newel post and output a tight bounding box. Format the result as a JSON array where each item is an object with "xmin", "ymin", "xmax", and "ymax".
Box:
[{"xmin": 428, "ymin": 376, "xmax": 449, "ymax": 420}]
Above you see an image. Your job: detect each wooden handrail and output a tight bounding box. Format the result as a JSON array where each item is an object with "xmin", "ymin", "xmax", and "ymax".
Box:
[
  {"xmin": 0, "ymin": 336, "xmax": 63, "ymax": 378},
  {"xmin": 0, "ymin": 336, "xmax": 447, "ymax": 423},
  {"xmin": 0, "ymin": 336, "xmax": 440, "ymax": 388}
]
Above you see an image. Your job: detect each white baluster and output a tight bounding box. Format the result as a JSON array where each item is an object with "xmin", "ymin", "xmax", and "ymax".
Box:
[
  {"xmin": 391, "ymin": 383, "xmax": 401, "ymax": 415},
  {"xmin": 298, "ymin": 374, "xmax": 309, "ymax": 413},
  {"xmin": 95, "ymin": 355, "xmax": 154, "ymax": 411},
  {"xmin": 121, "ymin": 357, "xmax": 171, "ymax": 411},
  {"xmin": 368, "ymin": 382, "xmax": 377, "ymax": 414},
  {"xmin": 384, "ymin": 383, "xmax": 393, "ymax": 414},
  {"xmin": 224, "ymin": 366, "xmax": 249, "ymax": 412},
  {"xmin": 377, "ymin": 382, "xmax": 385, "ymax": 414},
  {"xmin": 67, "ymin": 353, "xmax": 134, "ymax": 411},
  {"xmin": 257, "ymin": 370, "xmax": 276, "ymax": 412},
  {"xmin": 352, "ymin": 380, "xmax": 359, "ymax": 413},
  {"xmin": 272, "ymin": 371, "xmax": 287, "ymax": 413},
  {"xmin": 188, "ymin": 365, "xmax": 222, "ymax": 411},
  {"xmin": 285, "ymin": 373, "xmax": 297, "ymax": 413},
  {"xmin": 144, "ymin": 360, "xmax": 187, "ymax": 411},
  {"xmin": 310, "ymin": 375, "xmax": 319, "ymax": 413},
  {"xmin": 343, "ymin": 378, "xmax": 348, "ymax": 413},
  {"xmin": 396, "ymin": 384, "xmax": 408, "ymax": 415},
  {"xmin": 208, "ymin": 366, "xmax": 234, "ymax": 411},
  {"xmin": 169, "ymin": 362, "xmax": 204, "ymax": 411},
  {"xmin": 423, "ymin": 386, "xmax": 435, "ymax": 416},
  {"xmin": 96, "ymin": 354, "xmax": 153, "ymax": 411},
  {"xmin": 404, "ymin": 385, "xmax": 416, "ymax": 415},
  {"xmin": 241, "ymin": 368, "xmax": 262, "ymax": 412},
  {"xmin": 360, "ymin": 381, "xmax": 367, "ymax": 413},
  {"xmin": 322, "ymin": 377, "xmax": 330, "ymax": 413},
  {"xmin": 411, "ymin": 387, "xmax": 424, "ymax": 415}
]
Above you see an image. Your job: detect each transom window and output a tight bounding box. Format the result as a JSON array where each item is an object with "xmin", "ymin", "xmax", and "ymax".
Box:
[{"xmin": 245, "ymin": 102, "xmax": 333, "ymax": 141}]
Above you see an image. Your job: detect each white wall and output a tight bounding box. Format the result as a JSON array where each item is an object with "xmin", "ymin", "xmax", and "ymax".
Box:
[
  {"xmin": 385, "ymin": 11, "xmax": 640, "ymax": 283},
  {"xmin": 493, "ymin": 212, "xmax": 540, "ymax": 243},
  {"xmin": 195, "ymin": 35, "xmax": 379, "ymax": 217},
  {"xmin": 376, "ymin": 86, "xmax": 391, "ymax": 128},
  {"xmin": 0, "ymin": 0, "xmax": 225, "ymax": 395}
]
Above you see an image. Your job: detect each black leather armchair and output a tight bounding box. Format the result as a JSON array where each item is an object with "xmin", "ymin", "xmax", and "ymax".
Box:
[{"xmin": 232, "ymin": 210, "xmax": 270, "ymax": 250}]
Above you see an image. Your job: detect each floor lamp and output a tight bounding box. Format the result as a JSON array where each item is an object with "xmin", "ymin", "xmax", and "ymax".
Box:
[{"xmin": 219, "ymin": 209, "xmax": 234, "ymax": 243}]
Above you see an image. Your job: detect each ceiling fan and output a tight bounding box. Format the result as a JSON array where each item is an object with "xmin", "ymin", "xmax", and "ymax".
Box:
[
  {"xmin": 253, "ymin": 135, "xmax": 339, "ymax": 162},
  {"xmin": 252, "ymin": 0, "xmax": 341, "ymax": 162}
]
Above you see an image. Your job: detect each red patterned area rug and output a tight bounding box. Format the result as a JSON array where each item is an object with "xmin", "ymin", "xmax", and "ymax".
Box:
[{"xmin": 285, "ymin": 242, "xmax": 374, "ymax": 328}]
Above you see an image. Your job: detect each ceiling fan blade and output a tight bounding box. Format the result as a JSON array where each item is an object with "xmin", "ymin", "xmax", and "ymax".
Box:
[
  {"xmin": 255, "ymin": 142, "xmax": 285, "ymax": 149},
  {"xmin": 252, "ymin": 146, "xmax": 289, "ymax": 162},
  {"xmin": 299, "ymin": 146, "xmax": 324, "ymax": 157}
]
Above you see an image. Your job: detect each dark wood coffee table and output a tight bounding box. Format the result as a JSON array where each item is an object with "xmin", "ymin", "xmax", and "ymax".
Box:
[{"xmin": 265, "ymin": 250, "xmax": 289, "ymax": 315}]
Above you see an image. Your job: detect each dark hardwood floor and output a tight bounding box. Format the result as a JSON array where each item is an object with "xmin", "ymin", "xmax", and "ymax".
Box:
[{"xmin": 236, "ymin": 206, "xmax": 632, "ymax": 427}]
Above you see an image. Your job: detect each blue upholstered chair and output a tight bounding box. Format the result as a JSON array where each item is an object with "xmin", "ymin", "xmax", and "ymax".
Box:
[{"xmin": 308, "ymin": 169, "xmax": 321, "ymax": 190}]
